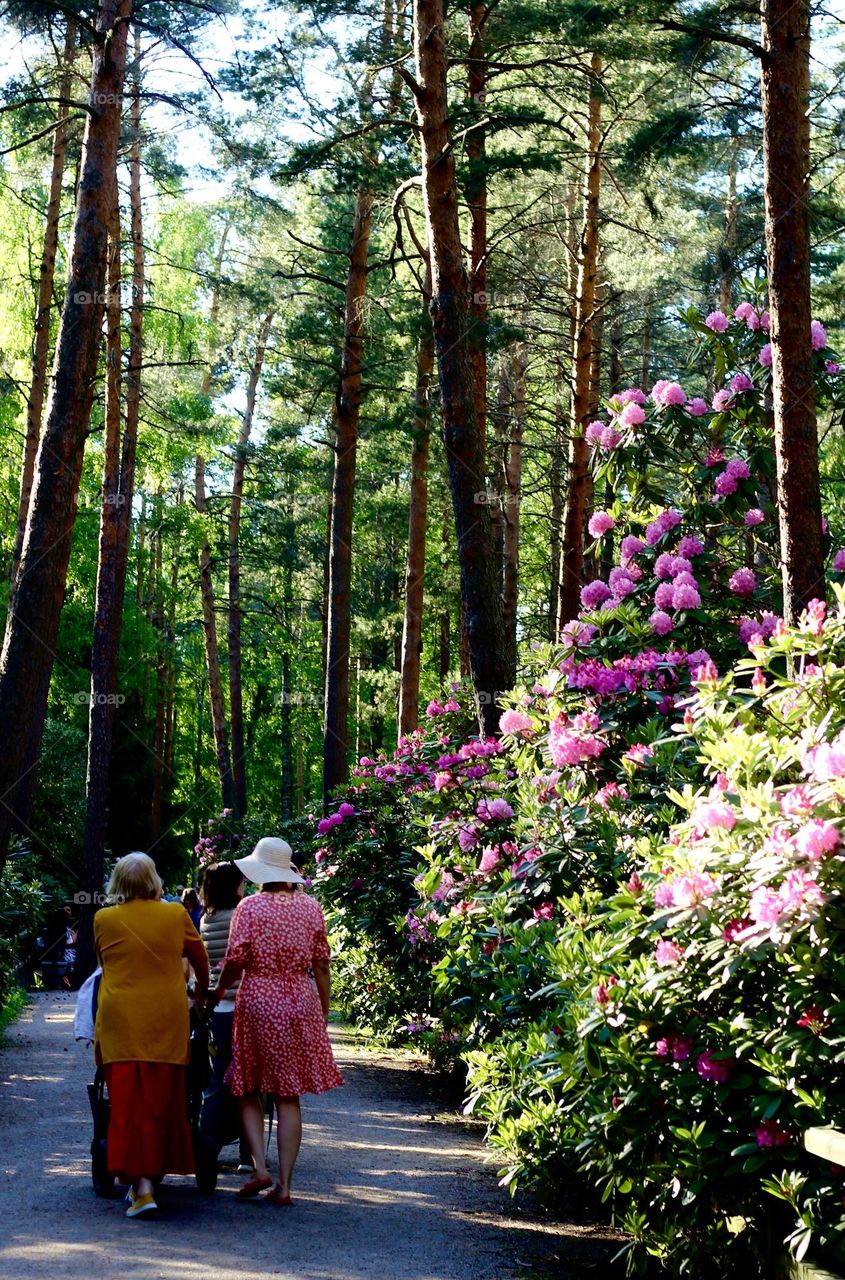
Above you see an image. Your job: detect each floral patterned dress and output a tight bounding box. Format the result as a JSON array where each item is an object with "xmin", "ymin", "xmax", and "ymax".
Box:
[{"xmin": 224, "ymin": 891, "xmax": 343, "ymax": 1098}]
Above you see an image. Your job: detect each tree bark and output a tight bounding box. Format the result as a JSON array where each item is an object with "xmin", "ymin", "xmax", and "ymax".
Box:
[
  {"xmin": 398, "ymin": 319, "xmax": 435, "ymax": 737},
  {"xmin": 322, "ymin": 186, "xmax": 373, "ymax": 806},
  {"xmin": 760, "ymin": 0, "xmax": 822, "ymax": 621},
  {"xmin": 195, "ymin": 223, "xmax": 234, "ymax": 812},
  {"xmin": 150, "ymin": 509, "xmax": 165, "ymax": 845},
  {"xmin": 719, "ymin": 136, "xmax": 738, "ymax": 315},
  {"xmin": 228, "ymin": 309, "xmax": 274, "ymax": 818},
  {"xmin": 0, "ymin": 0, "xmax": 132, "ymax": 869},
  {"xmin": 557, "ymin": 54, "xmax": 603, "ymax": 629},
  {"xmin": 466, "ymin": 0, "xmax": 487, "ymax": 446},
  {"xmin": 501, "ymin": 342, "xmax": 526, "ymax": 677},
  {"xmin": 12, "ymin": 17, "xmax": 77, "ymax": 586},
  {"xmin": 413, "ymin": 0, "xmax": 510, "ymax": 732}
]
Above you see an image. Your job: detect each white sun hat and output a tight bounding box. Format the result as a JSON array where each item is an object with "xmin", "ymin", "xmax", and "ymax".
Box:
[{"xmin": 234, "ymin": 837, "xmax": 304, "ymax": 887}]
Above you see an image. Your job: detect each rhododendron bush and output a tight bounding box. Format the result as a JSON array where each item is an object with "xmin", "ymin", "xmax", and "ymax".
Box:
[{"xmin": 312, "ymin": 302, "xmax": 845, "ymax": 1275}]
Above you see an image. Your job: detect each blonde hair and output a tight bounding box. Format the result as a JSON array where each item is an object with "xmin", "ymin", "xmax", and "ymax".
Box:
[{"xmin": 106, "ymin": 852, "xmax": 162, "ymax": 904}]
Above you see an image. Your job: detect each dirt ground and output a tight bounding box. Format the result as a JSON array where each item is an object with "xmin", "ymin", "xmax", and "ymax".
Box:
[{"xmin": 0, "ymin": 993, "xmax": 620, "ymax": 1280}]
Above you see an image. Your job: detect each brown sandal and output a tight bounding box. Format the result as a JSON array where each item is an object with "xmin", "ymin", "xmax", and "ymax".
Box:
[
  {"xmin": 236, "ymin": 1174, "xmax": 273, "ymax": 1199},
  {"xmin": 265, "ymin": 1185, "xmax": 293, "ymax": 1206}
]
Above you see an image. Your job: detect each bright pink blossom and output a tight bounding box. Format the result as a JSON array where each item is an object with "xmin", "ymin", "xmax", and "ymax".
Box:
[
  {"xmin": 705, "ymin": 310, "xmax": 728, "ymax": 333},
  {"xmin": 745, "ymin": 508, "xmax": 765, "ymax": 527},
  {"xmin": 588, "ymin": 511, "xmax": 615, "ymax": 539},
  {"xmin": 655, "ymin": 939, "xmax": 684, "ymax": 968},
  {"xmin": 712, "ymin": 389, "xmax": 732, "ymax": 412},
  {"xmin": 672, "ymin": 582, "xmax": 701, "ymax": 610},
  {"xmin": 650, "ymin": 609, "xmax": 673, "ymax": 636},
  {"xmin": 730, "ymin": 372, "xmax": 753, "ymax": 395},
  {"xmin": 585, "ymin": 420, "xmax": 604, "ymax": 443},
  {"xmin": 693, "ymin": 797, "xmax": 736, "ymax": 831},
  {"xmin": 759, "ymin": 343, "xmax": 772, "ymax": 367},
  {"xmin": 499, "ymin": 708, "xmax": 535, "ymax": 737},
  {"xmin": 619, "ymin": 401, "xmax": 646, "ymax": 427},
  {"xmin": 580, "ymin": 579, "xmax": 611, "ymax": 610},
  {"xmin": 833, "ymin": 549, "xmax": 845, "ymax": 572},
  {"xmin": 620, "ymin": 535, "xmax": 645, "ymax": 559},
  {"xmin": 793, "ymin": 819, "xmax": 840, "ymax": 861},
  {"xmin": 686, "ymin": 397, "xmax": 709, "ymax": 417},
  {"xmin": 729, "ymin": 567, "xmax": 757, "ymax": 596},
  {"xmin": 755, "ymin": 1120, "xmax": 791, "ymax": 1149},
  {"xmin": 811, "ymin": 320, "xmax": 828, "ymax": 350},
  {"xmin": 696, "ymin": 1051, "xmax": 733, "ymax": 1083},
  {"xmin": 715, "ymin": 472, "xmax": 738, "ymax": 497}
]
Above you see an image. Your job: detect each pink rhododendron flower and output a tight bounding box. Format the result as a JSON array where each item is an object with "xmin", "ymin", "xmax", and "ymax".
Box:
[
  {"xmin": 652, "ymin": 379, "xmax": 686, "ymax": 407},
  {"xmin": 752, "ymin": 668, "xmax": 767, "ymax": 696},
  {"xmin": 712, "ymin": 389, "xmax": 732, "ymax": 412},
  {"xmin": 780, "ymin": 786, "xmax": 813, "ymax": 817},
  {"xmin": 714, "ymin": 471, "xmax": 739, "ymax": 497},
  {"xmin": 805, "ymin": 733, "xmax": 845, "ymax": 781},
  {"xmin": 696, "ymin": 1051, "xmax": 733, "ymax": 1083},
  {"xmin": 686, "ymin": 397, "xmax": 709, "ymax": 416},
  {"xmin": 477, "ymin": 845, "xmax": 501, "ymax": 875},
  {"xmin": 655, "ymin": 1032, "xmax": 694, "ymax": 1061},
  {"xmin": 433, "ymin": 771, "xmax": 452, "ymax": 791},
  {"xmin": 749, "ymin": 869, "xmax": 826, "ymax": 935},
  {"xmin": 316, "ymin": 818, "xmax": 332, "ymax": 835},
  {"xmin": 678, "ymin": 536, "xmax": 704, "ymax": 557},
  {"xmin": 580, "ymin": 579, "xmax": 611, "ymax": 610},
  {"xmin": 654, "ymin": 553, "xmax": 675, "ymax": 579},
  {"xmin": 722, "ymin": 917, "xmax": 751, "ymax": 944},
  {"xmin": 599, "ymin": 425, "xmax": 622, "ymax": 450},
  {"xmin": 755, "ymin": 1120, "xmax": 791, "ymax": 1149},
  {"xmin": 793, "ymin": 819, "xmax": 840, "ymax": 861},
  {"xmin": 693, "ymin": 659, "xmax": 719, "ymax": 685},
  {"xmin": 588, "ymin": 511, "xmax": 615, "ymax": 539},
  {"xmin": 444, "ymin": 698, "xmax": 461, "ymax": 712},
  {"xmin": 833, "ymin": 549, "xmax": 845, "ymax": 572},
  {"xmin": 585, "ymin": 420, "xmax": 604, "ymax": 442},
  {"xmin": 499, "ymin": 708, "xmax": 535, "ymax": 737},
  {"xmin": 476, "ymin": 797, "xmax": 513, "ymax": 823},
  {"xmin": 595, "ymin": 781, "xmax": 629, "ymax": 808},
  {"xmin": 803, "ymin": 598, "xmax": 826, "ymax": 636},
  {"xmin": 729, "ymin": 567, "xmax": 757, "ymax": 596},
  {"xmin": 625, "ymin": 743, "xmax": 654, "ymax": 766},
  {"xmin": 337, "ymin": 802, "xmax": 356, "ymax": 818},
  {"xmin": 826, "ymin": 360, "xmax": 840, "ymax": 375},
  {"xmin": 726, "ymin": 458, "xmax": 751, "ymax": 479},
  {"xmin": 811, "ymin": 319, "xmax": 827, "ymax": 350},
  {"xmin": 745, "ymin": 508, "xmax": 765, "ymax": 527},
  {"xmin": 672, "ymin": 582, "xmax": 701, "ymax": 610},
  {"xmin": 650, "ymin": 609, "xmax": 674, "ymax": 636},
  {"xmin": 655, "ymin": 939, "xmax": 684, "ymax": 967},
  {"xmin": 730, "ymin": 372, "xmax": 753, "ymax": 395},
  {"xmin": 705, "ymin": 310, "xmax": 728, "ymax": 333},
  {"xmin": 654, "ymin": 582, "xmax": 675, "ymax": 609},
  {"xmin": 734, "ymin": 301, "xmax": 755, "ymax": 322},
  {"xmin": 693, "ymin": 796, "xmax": 736, "ymax": 831},
  {"xmin": 796, "ymin": 1005, "xmax": 830, "ymax": 1033},
  {"xmin": 620, "ymin": 535, "xmax": 645, "ymax": 559},
  {"xmin": 626, "ymin": 871, "xmax": 643, "ymax": 895},
  {"xmin": 759, "ymin": 343, "xmax": 772, "ymax": 367},
  {"xmin": 548, "ymin": 716, "xmax": 605, "ymax": 768},
  {"xmin": 654, "ymin": 881, "xmax": 675, "ymax": 907},
  {"xmin": 608, "ymin": 567, "xmax": 635, "ymax": 598},
  {"xmin": 457, "ymin": 825, "xmax": 479, "ymax": 852},
  {"xmin": 532, "ymin": 901, "xmax": 554, "ymax": 921},
  {"xmin": 672, "ymin": 872, "xmax": 718, "ymax": 908},
  {"xmin": 619, "ymin": 401, "xmax": 646, "ymax": 427},
  {"xmin": 426, "ymin": 700, "xmax": 446, "ymax": 717},
  {"xmin": 619, "ymin": 387, "xmax": 647, "ymax": 405}
]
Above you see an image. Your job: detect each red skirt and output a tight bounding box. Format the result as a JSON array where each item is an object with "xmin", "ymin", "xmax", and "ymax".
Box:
[{"xmin": 104, "ymin": 1062, "xmax": 195, "ymax": 1181}]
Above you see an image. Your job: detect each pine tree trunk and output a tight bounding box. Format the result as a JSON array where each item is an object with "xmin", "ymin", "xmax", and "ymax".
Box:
[
  {"xmin": 760, "ymin": 0, "xmax": 822, "ymax": 622},
  {"xmin": 549, "ymin": 406, "xmax": 564, "ymax": 640},
  {"xmin": 557, "ymin": 55, "xmax": 603, "ymax": 628},
  {"xmin": 11, "ymin": 17, "xmax": 77, "ymax": 586},
  {"xmin": 150, "ymin": 513, "xmax": 165, "ymax": 844},
  {"xmin": 228, "ymin": 309, "xmax": 274, "ymax": 818},
  {"xmin": 195, "ymin": 224, "xmax": 234, "ymax": 812},
  {"xmin": 466, "ymin": 0, "xmax": 487, "ymax": 446},
  {"xmin": 719, "ymin": 137, "xmax": 738, "ymax": 315},
  {"xmin": 501, "ymin": 343, "xmax": 526, "ymax": 677},
  {"xmin": 323, "ymin": 186, "xmax": 372, "ymax": 806},
  {"xmin": 413, "ymin": 0, "xmax": 510, "ymax": 730},
  {"xmin": 0, "ymin": 0, "xmax": 132, "ymax": 869},
  {"xmin": 398, "ymin": 309, "xmax": 435, "ymax": 738}
]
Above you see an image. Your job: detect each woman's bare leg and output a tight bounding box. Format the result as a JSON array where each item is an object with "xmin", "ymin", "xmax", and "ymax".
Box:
[
  {"xmin": 239, "ymin": 1094, "xmax": 269, "ymax": 1179},
  {"xmin": 135, "ymin": 1176, "xmax": 153, "ymax": 1197},
  {"xmin": 274, "ymin": 1096, "xmax": 302, "ymax": 1197}
]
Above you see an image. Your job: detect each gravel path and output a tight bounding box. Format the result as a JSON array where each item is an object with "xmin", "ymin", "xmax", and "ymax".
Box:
[{"xmin": 0, "ymin": 993, "xmax": 618, "ymax": 1279}]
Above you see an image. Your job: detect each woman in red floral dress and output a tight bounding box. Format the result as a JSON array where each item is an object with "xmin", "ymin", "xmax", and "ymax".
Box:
[{"xmin": 208, "ymin": 837, "xmax": 343, "ymax": 1204}]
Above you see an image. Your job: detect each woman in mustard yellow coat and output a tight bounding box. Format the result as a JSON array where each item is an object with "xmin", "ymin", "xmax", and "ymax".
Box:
[{"xmin": 94, "ymin": 852, "xmax": 209, "ymax": 1218}]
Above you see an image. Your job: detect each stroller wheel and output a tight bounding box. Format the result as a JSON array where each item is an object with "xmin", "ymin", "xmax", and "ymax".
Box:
[{"xmin": 91, "ymin": 1138, "xmax": 116, "ymax": 1198}]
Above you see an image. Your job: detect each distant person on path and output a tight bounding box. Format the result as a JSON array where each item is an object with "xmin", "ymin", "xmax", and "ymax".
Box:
[
  {"xmin": 94, "ymin": 852, "xmax": 210, "ymax": 1219},
  {"xmin": 198, "ymin": 860, "xmax": 250, "ymax": 1172},
  {"xmin": 207, "ymin": 837, "xmax": 343, "ymax": 1205},
  {"xmin": 181, "ymin": 886, "xmax": 203, "ymax": 930}
]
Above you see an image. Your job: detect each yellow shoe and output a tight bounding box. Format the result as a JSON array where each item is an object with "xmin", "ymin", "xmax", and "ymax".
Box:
[{"xmin": 126, "ymin": 1192, "xmax": 157, "ymax": 1218}]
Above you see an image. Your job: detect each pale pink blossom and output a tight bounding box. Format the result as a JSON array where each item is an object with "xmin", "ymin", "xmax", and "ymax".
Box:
[
  {"xmin": 811, "ymin": 320, "xmax": 828, "ymax": 350},
  {"xmin": 655, "ymin": 939, "xmax": 684, "ymax": 967},
  {"xmin": 729, "ymin": 567, "xmax": 757, "ymax": 596},
  {"xmin": 686, "ymin": 397, "xmax": 709, "ymax": 416},
  {"xmin": 499, "ymin": 708, "xmax": 535, "ymax": 737},
  {"xmin": 588, "ymin": 511, "xmax": 615, "ymax": 539}
]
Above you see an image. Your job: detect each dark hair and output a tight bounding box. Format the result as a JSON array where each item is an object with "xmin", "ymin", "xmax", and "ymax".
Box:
[
  {"xmin": 181, "ymin": 887, "xmax": 198, "ymax": 909},
  {"xmin": 200, "ymin": 862, "xmax": 244, "ymax": 913}
]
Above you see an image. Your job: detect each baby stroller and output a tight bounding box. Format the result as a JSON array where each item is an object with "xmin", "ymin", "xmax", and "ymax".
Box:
[{"xmin": 87, "ymin": 1005, "xmax": 213, "ymax": 1197}]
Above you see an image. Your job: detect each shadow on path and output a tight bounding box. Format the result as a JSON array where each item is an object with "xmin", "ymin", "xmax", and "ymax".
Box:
[{"xmin": 0, "ymin": 994, "xmax": 621, "ymax": 1280}]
